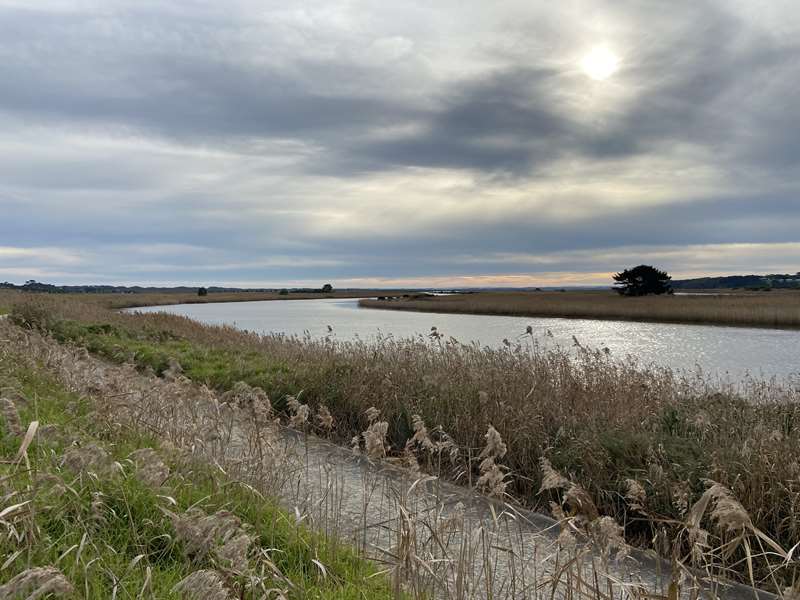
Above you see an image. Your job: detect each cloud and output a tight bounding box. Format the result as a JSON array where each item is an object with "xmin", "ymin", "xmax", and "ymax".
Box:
[
  {"xmin": 0, "ymin": 246, "xmax": 85, "ymax": 267},
  {"xmin": 1, "ymin": 0, "xmax": 798, "ymax": 286}
]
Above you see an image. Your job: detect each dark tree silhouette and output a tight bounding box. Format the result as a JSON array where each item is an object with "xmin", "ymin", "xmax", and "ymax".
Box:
[
  {"xmin": 613, "ymin": 265, "xmax": 672, "ymax": 296},
  {"xmin": 197, "ymin": 287, "xmax": 208, "ymax": 297},
  {"xmin": 321, "ymin": 283, "xmax": 333, "ymax": 293}
]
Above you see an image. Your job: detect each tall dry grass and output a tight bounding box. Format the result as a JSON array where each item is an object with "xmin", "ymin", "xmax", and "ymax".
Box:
[
  {"xmin": 360, "ymin": 290, "xmax": 800, "ymax": 328},
  {"xmin": 0, "ymin": 314, "xmax": 668, "ymax": 599},
  {"xmin": 4, "ymin": 316, "xmax": 798, "ymax": 598},
  {"xmin": 7, "ymin": 294, "xmax": 800, "ymax": 592}
]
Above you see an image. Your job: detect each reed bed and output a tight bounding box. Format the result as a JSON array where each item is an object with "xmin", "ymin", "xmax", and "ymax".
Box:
[
  {"xmin": 0, "ymin": 288, "xmax": 397, "ymax": 311},
  {"xmin": 359, "ymin": 290, "xmax": 800, "ymax": 329},
  {"xmin": 5, "ymin": 295, "xmax": 800, "ymax": 594}
]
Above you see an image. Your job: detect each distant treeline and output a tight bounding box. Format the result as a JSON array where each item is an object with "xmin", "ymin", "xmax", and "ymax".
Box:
[
  {"xmin": 672, "ymin": 273, "xmax": 800, "ymax": 290},
  {"xmin": 0, "ymin": 280, "xmax": 330, "ymax": 295},
  {"xmin": 4, "ymin": 273, "xmax": 800, "ymax": 295}
]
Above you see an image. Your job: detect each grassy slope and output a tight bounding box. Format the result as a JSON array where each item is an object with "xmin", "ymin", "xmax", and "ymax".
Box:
[
  {"xmin": 359, "ymin": 290, "xmax": 800, "ymax": 329},
  {"xmin": 0, "ymin": 350, "xmax": 396, "ymax": 598}
]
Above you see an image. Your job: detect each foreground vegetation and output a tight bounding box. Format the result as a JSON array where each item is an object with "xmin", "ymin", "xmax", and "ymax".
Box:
[
  {"xmin": 360, "ymin": 289, "xmax": 800, "ymax": 328},
  {"xmin": 5, "ymin": 294, "xmax": 800, "ymax": 595},
  {"xmin": 0, "ymin": 323, "xmax": 397, "ymax": 597},
  {"xmin": 2, "ymin": 302, "xmax": 671, "ymax": 600}
]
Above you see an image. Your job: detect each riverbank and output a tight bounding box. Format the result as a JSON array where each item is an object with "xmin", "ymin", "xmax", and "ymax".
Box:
[
  {"xmin": 359, "ymin": 289, "xmax": 800, "ymax": 329},
  {"xmin": 6, "ymin": 294, "xmax": 800, "ymax": 592},
  {"xmin": 0, "ymin": 323, "xmax": 396, "ymax": 598},
  {"xmin": 0, "ymin": 288, "xmax": 407, "ymax": 311}
]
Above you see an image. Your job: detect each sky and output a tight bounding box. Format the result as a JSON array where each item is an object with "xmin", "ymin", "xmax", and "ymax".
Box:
[{"xmin": 1, "ymin": 0, "xmax": 799, "ymax": 288}]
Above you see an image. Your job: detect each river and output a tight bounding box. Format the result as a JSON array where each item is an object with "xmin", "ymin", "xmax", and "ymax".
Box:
[{"xmin": 131, "ymin": 298, "xmax": 800, "ymax": 381}]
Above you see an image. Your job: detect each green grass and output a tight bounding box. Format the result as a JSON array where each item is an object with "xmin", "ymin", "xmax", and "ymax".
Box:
[
  {"xmin": 49, "ymin": 320, "xmax": 305, "ymax": 411},
  {"xmin": 0, "ymin": 353, "xmax": 397, "ymax": 599}
]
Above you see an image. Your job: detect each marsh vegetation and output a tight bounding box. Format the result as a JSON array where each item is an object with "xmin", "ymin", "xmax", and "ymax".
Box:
[
  {"xmin": 360, "ymin": 290, "xmax": 800, "ymax": 329},
  {"xmin": 2, "ymin": 294, "xmax": 799, "ymax": 597},
  {"xmin": 0, "ymin": 288, "xmax": 402, "ymax": 312}
]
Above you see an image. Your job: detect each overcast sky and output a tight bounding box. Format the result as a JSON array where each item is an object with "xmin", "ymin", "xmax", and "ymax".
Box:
[{"xmin": 2, "ymin": 0, "xmax": 799, "ymax": 287}]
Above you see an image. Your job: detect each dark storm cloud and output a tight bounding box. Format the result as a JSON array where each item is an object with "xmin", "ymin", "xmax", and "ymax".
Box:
[
  {"xmin": 334, "ymin": 68, "xmax": 570, "ymax": 174},
  {"xmin": 290, "ymin": 193, "xmax": 800, "ymax": 267}
]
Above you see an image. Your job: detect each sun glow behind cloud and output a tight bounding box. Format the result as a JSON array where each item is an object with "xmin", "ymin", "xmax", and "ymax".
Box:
[{"xmin": 580, "ymin": 46, "xmax": 620, "ymax": 80}]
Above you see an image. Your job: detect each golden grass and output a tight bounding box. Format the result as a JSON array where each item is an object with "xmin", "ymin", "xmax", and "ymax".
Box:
[
  {"xmin": 7, "ymin": 293, "xmax": 800, "ymax": 592},
  {"xmin": 360, "ymin": 289, "xmax": 800, "ymax": 328}
]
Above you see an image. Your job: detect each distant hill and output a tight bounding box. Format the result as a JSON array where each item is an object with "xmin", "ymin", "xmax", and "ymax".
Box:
[{"xmin": 672, "ymin": 273, "xmax": 800, "ymax": 290}]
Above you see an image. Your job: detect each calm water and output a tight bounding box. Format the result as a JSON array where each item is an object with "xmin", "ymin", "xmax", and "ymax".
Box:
[{"xmin": 132, "ymin": 298, "xmax": 800, "ymax": 381}]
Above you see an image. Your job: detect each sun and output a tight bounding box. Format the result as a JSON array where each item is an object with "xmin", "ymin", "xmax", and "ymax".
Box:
[{"xmin": 580, "ymin": 46, "xmax": 620, "ymax": 81}]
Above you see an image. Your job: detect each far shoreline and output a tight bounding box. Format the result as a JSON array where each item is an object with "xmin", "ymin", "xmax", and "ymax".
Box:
[
  {"xmin": 358, "ymin": 289, "xmax": 800, "ymax": 331},
  {"xmin": 0, "ymin": 288, "xmax": 410, "ymax": 312}
]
